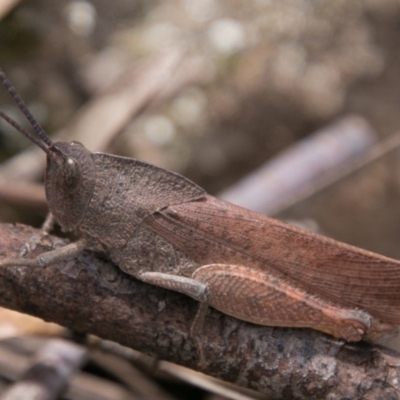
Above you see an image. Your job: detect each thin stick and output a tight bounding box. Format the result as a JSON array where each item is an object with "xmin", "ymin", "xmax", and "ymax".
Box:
[{"xmin": 272, "ymin": 131, "xmax": 400, "ymax": 215}]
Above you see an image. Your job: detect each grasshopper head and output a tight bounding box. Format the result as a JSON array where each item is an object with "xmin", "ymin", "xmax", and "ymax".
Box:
[{"xmin": 45, "ymin": 141, "xmax": 95, "ymax": 231}]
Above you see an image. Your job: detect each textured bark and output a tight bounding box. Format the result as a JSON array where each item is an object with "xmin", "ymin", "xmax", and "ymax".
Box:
[{"xmin": 0, "ymin": 223, "xmax": 399, "ymax": 399}]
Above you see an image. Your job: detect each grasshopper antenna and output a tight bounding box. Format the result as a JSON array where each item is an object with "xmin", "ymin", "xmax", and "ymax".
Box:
[
  {"xmin": 0, "ymin": 109, "xmax": 52, "ymax": 155},
  {"xmin": 0, "ymin": 68, "xmax": 55, "ymax": 157}
]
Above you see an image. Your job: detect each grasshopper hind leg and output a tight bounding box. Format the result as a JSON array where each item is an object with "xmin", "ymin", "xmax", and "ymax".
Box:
[
  {"xmin": 139, "ymin": 264, "xmax": 375, "ymax": 341},
  {"xmin": 192, "ymin": 264, "xmax": 373, "ymax": 342}
]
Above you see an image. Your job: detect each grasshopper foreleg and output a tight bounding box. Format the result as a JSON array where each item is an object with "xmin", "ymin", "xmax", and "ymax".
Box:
[{"xmin": 0, "ymin": 239, "xmax": 87, "ymax": 268}]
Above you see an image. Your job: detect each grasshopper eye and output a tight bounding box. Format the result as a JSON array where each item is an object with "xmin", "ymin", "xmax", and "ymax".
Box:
[{"xmin": 64, "ymin": 157, "xmax": 81, "ymax": 189}]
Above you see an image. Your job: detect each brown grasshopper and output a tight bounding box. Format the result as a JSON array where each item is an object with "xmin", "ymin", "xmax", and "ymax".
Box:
[{"xmin": 1, "ymin": 67, "xmax": 399, "ymax": 342}]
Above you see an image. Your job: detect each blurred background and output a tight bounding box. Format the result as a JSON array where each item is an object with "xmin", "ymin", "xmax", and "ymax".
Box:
[
  {"xmin": 1, "ymin": 0, "xmax": 400, "ymax": 258},
  {"xmin": 1, "ymin": 0, "xmax": 400, "ymax": 398}
]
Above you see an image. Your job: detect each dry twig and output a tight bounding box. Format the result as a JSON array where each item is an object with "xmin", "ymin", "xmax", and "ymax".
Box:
[
  {"xmin": 0, "ymin": 0, "xmax": 20, "ymax": 20},
  {"xmin": 0, "ymin": 339, "xmax": 87, "ymax": 400},
  {"xmin": 0, "ymin": 338, "xmax": 136, "ymax": 400}
]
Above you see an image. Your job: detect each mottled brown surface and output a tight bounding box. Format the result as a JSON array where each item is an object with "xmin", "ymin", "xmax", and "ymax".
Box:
[{"xmin": 1, "ymin": 223, "xmax": 400, "ymax": 399}]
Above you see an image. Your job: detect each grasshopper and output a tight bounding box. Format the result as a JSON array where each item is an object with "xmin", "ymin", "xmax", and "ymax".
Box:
[{"xmin": 0, "ymin": 68, "xmax": 399, "ymax": 341}]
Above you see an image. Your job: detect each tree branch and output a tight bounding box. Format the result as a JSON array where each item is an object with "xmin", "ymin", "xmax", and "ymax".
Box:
[{"xmin": 0, "ymin": 223, "xmax": 399, "ymax": 399}]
